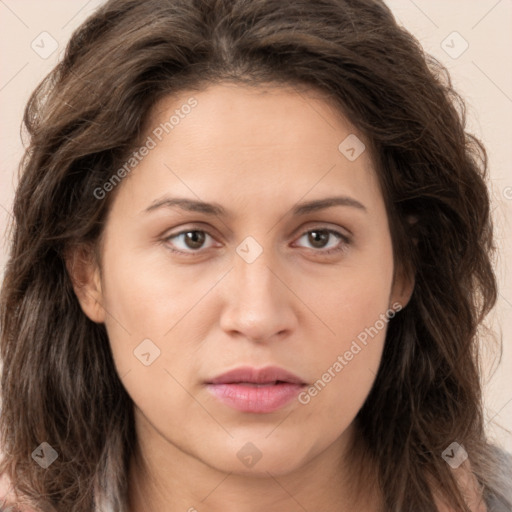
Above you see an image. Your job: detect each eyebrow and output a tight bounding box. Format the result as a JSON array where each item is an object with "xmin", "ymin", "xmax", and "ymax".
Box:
[{"xmin": 143, "ymin": 195, "xmax": 367, "ymax": 217}]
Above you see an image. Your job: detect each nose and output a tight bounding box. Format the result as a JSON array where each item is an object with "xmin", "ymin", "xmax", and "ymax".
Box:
[{"xmin": 219, "ymin": 249, "xmax": 297, "ymax": 343}]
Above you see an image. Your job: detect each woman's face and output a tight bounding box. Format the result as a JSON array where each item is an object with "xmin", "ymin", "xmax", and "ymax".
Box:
[{"xmin": 74, "ymin": 83, "xmax": 412, "ymax": 477}]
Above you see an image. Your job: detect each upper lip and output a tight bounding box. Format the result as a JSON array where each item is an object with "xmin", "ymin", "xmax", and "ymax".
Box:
[{"xmin": 206, "ymin": 366, "xmax": 306, "ymax": 385}]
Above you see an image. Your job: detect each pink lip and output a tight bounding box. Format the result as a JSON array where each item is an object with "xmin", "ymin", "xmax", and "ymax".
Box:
[{"xmin": 205, "ymin": 366, "xmax": 307, "ymax": 413}]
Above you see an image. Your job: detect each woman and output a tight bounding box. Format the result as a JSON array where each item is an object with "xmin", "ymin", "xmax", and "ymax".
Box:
[{"xmin": 1, "ymin": 0, "xmax": 511, "ymax": 510}]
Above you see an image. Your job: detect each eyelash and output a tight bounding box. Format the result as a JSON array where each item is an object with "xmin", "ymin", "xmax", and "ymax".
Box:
[{"xmin": 162, "ymin": 226, "xmax": 351, "ymax": 257}]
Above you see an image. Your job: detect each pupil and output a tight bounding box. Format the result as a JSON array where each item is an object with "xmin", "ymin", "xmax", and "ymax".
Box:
[{"xmin": 185, "ymin": 231, "xmax": 205, "ymax": 249}]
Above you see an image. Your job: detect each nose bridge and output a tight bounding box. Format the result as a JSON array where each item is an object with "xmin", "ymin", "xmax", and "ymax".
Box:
[
  {"xmin": 236, "ymin": 250, "xmax": 275, "ymax": 297},
  {"xmin": 234, "ymin": 242, "xmax": 282, "ymax": 309},
  {"xmin": 219, "ymin": 239, "xmax": 295, "ymax": 341}
]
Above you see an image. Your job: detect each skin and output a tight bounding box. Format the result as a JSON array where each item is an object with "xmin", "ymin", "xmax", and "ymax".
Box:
[{"xmin": 69, "ymin": 83, "xmax": 415, "ymax": 512}]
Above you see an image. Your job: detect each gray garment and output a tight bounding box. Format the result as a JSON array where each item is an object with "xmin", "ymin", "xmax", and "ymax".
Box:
[{"xmin": 483, "ymin": 446, "xmax": 512, "ymax": 512}]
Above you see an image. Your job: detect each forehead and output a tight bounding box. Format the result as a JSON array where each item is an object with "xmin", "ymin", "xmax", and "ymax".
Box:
[
  {"xmin": 115, "ymin": 83, "xmax": 383, "ymax": 216},
  {"xmin": 145, "ymin": 82, "xmax": 359, "ymax": 153}
]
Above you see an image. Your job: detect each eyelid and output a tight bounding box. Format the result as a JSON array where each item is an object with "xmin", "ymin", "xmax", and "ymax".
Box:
[{"xmin": 292, "ymin": 222, "xmax": 352, "ymax": 241}]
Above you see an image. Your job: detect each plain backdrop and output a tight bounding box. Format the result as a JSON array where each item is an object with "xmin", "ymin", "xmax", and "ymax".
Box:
[{"xmin": 1, "ymin": 0, "xmax": 511, "ymax": 453}]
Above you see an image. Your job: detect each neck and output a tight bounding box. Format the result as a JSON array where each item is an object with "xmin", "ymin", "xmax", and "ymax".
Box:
[{"xmin": 126, "ymin": 413, "xmax": 382, "ymax": 512}]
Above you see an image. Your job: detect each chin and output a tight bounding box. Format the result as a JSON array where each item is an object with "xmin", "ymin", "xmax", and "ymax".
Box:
[{"xmin": 202, "ymin": 438, "xmax": 310, "ymax": 476}]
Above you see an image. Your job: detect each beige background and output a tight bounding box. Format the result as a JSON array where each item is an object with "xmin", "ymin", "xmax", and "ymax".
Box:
[{"xmin": 1, "ymin": 1, "xmax": 511, "ymax": 452}]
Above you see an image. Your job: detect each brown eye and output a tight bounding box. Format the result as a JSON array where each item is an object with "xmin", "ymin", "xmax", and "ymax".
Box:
[
  {"xmin": 295, "ymin": 228, "xmax": 350, "ymax": 255},
  {"xmin": 164, "ymin": 230, "xmax": 214, "ymax": 253}
]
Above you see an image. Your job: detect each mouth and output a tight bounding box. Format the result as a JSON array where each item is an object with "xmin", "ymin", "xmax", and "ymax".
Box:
[
  {"xmin": 223, "ymin": 381, "xmax": 292, "ymax": 387},
  {"xmin": 206, "ymin": 365, "xmax": 306, "ymax": 386},
  {"xmin": 205, "ymin": 366, "xmax": 307, "ymax": 413}
]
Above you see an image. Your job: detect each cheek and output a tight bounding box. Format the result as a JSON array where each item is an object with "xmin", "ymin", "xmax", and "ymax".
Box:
[
  {"xmin": 308, "ymin": 244, "xmax": 394, "ymax": 351},
  {"xmin": 98, "ymin": 256, "xmax": 202, "ymax": 425},
  {"xmin": 297, "ymin": 240, "xmax": 394, "ymax": 413},
  {"xmin": 100, "ymin": 243, "xmax": 195, "ymax": 336},
  {"xmin": 98, "ymin": 246, "xmax": 213, "ymax": 408},
  {"xmin": 97, "ymin": 249, "xmax": 176, "ymax": 374}
]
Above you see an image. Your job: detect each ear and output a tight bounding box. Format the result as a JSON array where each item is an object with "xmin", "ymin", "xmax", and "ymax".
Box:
[
  {"xmin": 390, "ymin": 214, "xmax": 417, "ymax": 310},
  {"xmin": 65, "ymin": 244, "xmax": 105, "ymax": 323},
  {"xmin": 390, "ymin": 264, "xmax": 415, "ymax": 310}
]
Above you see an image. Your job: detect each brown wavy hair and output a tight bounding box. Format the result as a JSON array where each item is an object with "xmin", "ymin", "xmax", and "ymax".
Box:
[{"xmin": 1, "ymin": 0, "xmax": 510, "ymax": 510}]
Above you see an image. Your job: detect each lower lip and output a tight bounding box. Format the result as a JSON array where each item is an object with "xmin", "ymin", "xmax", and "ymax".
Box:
[{"xmin": 205, "ymin": 382, "xmax": 305, "ymax": 413}]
